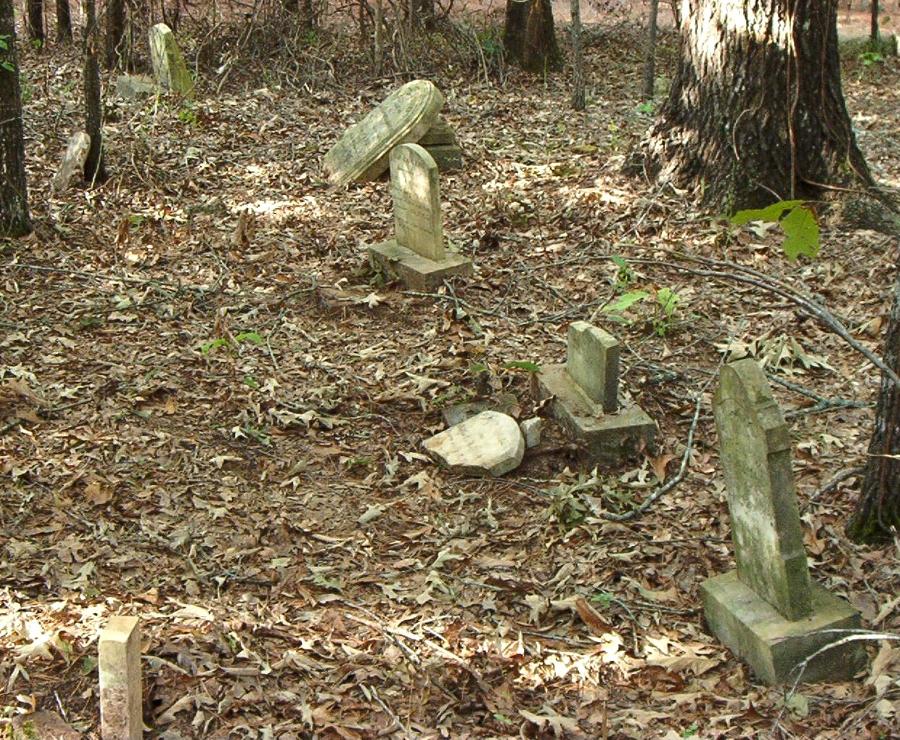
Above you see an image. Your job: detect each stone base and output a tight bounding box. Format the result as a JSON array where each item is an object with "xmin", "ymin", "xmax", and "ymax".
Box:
[
  {"xmin": 701, "ymin": 570, "xmax": 866, "ymax": 685},
  {"xmin": 369, "ymin": 240, "xmax": 473, "ymax": 291},
  {"xmin": 424, "ymin": 145, "xmax": 463, "ymax": 172},
  {"xmin": 533, "ymin": 364, "xmax": 655, "ymax": 464}
]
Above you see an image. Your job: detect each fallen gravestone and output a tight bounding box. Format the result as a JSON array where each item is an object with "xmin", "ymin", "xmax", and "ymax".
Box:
[
  {"xmin": 149, "ymin": 23, "xmax": 194, "ymax": 96},
  {"xmin": 10, "ymin": 711, "xmax": 80, "ymax": 740},
  {"xmin": 702, "ymin": 359, "xmax": 865, "ymax": 684},
  {"xmin": 534, "ymin": 321, "xmax": 655, "ymax": 463},
  {"xmin": 51, "ymin": 132, "xmax": 90, "ymax": 193},
  {"xmin": 99, "ymin": 615, "xmax": 142, "ymax": 739},
  {"xmin": 324, "ymin": 80, "xmax": 444, "ymax": 186},
  {"xmin": 368, "ymin": 143, "xmax": 473, "ymax": 290},
  {"xmin": 424, "ymin": 410, "xmax": 525, "ymax": 476},
  {"xmin": 115, "ymin": 74, "xmax": 156, "ymax": 100}
]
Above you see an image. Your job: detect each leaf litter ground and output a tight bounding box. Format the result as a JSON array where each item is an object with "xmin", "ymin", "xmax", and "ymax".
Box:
[{"xmin": 1, "ymin": 24, "xmax": 899, "ymax": 739}]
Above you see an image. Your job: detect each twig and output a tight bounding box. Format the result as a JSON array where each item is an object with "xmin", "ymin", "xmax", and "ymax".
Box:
[{"xmin": 809, "ymin": 467, "xmax": 865, "ymax": 502}]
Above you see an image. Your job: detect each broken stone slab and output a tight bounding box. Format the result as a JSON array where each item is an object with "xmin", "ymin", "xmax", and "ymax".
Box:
[
  {"xmin": 442, "ymin": 392, "xmax": 519, "ymax": 427},
  {"xmin": 323, "ymin": 80, "xmax": 444, "ymax": 186},
  {"xmin": 423, "ymin": 410, "xmax": 524, "ymax": 477},
  {"xmin": 703, "ymin": 359, "xmax": 866, "ymax": 685},
  {"xmin": 423, "ymin": 144, "xmax": 463, "ymax": 172},
  {"xmin": 520, "ymin": 417, "xmax": 542, "ymax": 448},
  {"xmin": 115, "ymin": 74, "xmax": 156, "ymax": 100},
  {"xmin": 149, "ymin": 23, "xmax": 194, "ymax": 96},
  {"xmin": 99, "ymin": 615, "xmax": 142, "ymax": 740},
  {"xmin": 418, "ymin": 117, "xmax": 457, "ymax": 146},
  {"xmin": 10, "ymin": 711, "xmax": 81, "ymax": 740},
  {"xmin": 701, "ymin": 571, "xmax": 864, "ymax": 685},
  {"xmin": 51, "ymin": 131, "xmax": 90, "ymax": 193}
]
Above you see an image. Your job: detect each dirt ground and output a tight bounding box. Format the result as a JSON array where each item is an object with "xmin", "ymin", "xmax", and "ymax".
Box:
[{"xmin": 1, "ymin": 10, "xmax": 899, "ymax": 740}]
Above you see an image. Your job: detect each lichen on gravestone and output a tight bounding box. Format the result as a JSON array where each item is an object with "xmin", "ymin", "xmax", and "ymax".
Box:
[
  {"xmin": 391, "ymin": 143, "xmax": 444, "ymax": 261},
  {"xmin": 148, "ymin": 23, "xmax": 194, "ymax": 96}
]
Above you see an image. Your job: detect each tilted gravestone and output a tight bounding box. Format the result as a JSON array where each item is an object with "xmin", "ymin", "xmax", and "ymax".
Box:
[
  {"xmin": 702, "ymin": 359, "xmax": 865, "ymax": 684},
  {"xmin": 323, "ymin": 80, "xmax": 444, "ymax": 186},
  {"xmin": 368, "ymin": 144, "xmax": 472, "ymax": 290},
  {"xmin": 149, "ymin": 23, "xmax": 194, "ymax": 96},
  {"xmin": 534, "ymin": 321, "xmax": 654, "ymax": 464}
]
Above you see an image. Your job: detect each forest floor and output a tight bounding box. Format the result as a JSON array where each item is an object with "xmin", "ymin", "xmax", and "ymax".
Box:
[{"xmin": 1, "ymin": 14, "xmax": 899, "ymax": 740}]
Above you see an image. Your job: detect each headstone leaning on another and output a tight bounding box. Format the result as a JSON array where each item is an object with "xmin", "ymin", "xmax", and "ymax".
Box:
[
  {"xmin": 702, "ymin": 359, "xmax": 865, "ymax": 684},
  {"xmin": 533, "ymin": 321, "xmax": 655, "ymax": 464},
  {"xmin": 149, "ymin": 23, "xmax": 194, "ymax": 96},
  {"xmin": 368, "ymin": 144, "xmax": 473, "ymax": 291}
]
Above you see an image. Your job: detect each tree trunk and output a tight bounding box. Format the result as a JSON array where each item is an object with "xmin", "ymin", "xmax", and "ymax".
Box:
[
  {"xmin": 570, "ymin": 0, "xmax": 585, "ymax": 109},
  {"xmin": 83, "ymin": 0, "xmax": 106, "ymax": 183},
  {"xmin": 848, "ymin": 271, "xmax": 900, "ymax": 543},
  {"xmin": 27, "ymin": 0, "xmax": 44, "ymax": 43},
  {"xmin": 105, "ymin": 0, "xmax": 126, "ymax": 68},
  {"xmin": 870, "ymin": 0, "xmax": 879, "ymax": 42},
  {"xmin": 1, "ymin": 0, "xmax": 31, "ymax": 237},
  {"xmin": 643, "ymin": 0, "xmax": 872, "ymax": 211},
  {"xmin": 56, "ymin": 0, "xmax": 71, "ymax": 41},
  {"xmin": 373, "ymin": 0, "xmax": 383, "ymax": 75},
  {"xmin": 641, "ymin": 0, "xmax": 659, "ymax": 99},
  {"xmin": 504, "ymin": 0, "xmax": 560, "ymax": 73}
]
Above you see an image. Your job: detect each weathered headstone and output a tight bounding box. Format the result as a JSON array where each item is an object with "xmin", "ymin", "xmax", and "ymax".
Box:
[
  {"xmin": 99, "ymin": 615, "xmax": 142, "ymax": 740},
  {"xmin": 702, "ymin": 359, "xmax": 865, "ymax": 684},
  {"xmin": 418, "ymin": 116, "xmax": 463, "ymax": 172},
  {"xmin": 424, "ymin": 410, "xmax": 525, "ymax": 477},
  {"xmin": 323, "ymin": 80, "xmax": 444, "ymax": 186},
  {"xmin": 534, "ymin": 322, "xmax": 654, "ymax": 464},
  {"xmin": 149, "ymin": 23, "xmax": 194, "ymax": 96},
  {"xmin": 51, "ymin": 132, "xmax": 90, "ymax": 193},
  {"xmin": 115, "ymin": 74, "xmax": 156, "ymax": 100},
  {"xmin": 368, "ymin": 144, "xmax": 473, "ymax": 290}
]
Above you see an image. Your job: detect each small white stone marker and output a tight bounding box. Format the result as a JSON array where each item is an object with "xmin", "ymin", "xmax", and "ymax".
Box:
[
  {"xmin": 520, "ymin": 417, "xmax": 542, "ymax": 448},
  {"xmin": 99, "ymin": 615, "xmax": 142, "ymax": 740}
]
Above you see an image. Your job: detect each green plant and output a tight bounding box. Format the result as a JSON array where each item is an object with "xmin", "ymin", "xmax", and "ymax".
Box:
[
  {"xmin": 178, "ymin": 104, "xmax": 198, "ymax": 126},
  {"xmin": 548, "ymin": 484, "xmax": 588, "ymax": 532},
  {"xmin": 503, "ymin": 360, "xmax": 541, "ymax": 373},
  {"xmin": 730, "ymin": 199, "xmax": 820, "ymax": 261},
  {"xmin": 199, "ymin": 330, "xmax": 264, "ymax": 355},
  {"xmin": 635, "ymin": 101, "xmax": 655, "ymax": 115},
  {"xmin": 477, "ymin": 28, "xmax": 503, "ymax": 58},
  {"xmin": 590, "ymin": 590, "xmax": 614, "ymax": 608},
  {"xmin": 681, "ymin": 722, "xmax": 700, "ymax": 738},
  {"xmin": 0, "ymin": 34, "xmax": 14, "ymax": 72},
  {"xmin": 603, "ymin": 286, "xmax": 682, "ymax": 337},
  {"xmin": 859, "ymin": 50, "xmax": 884, "ymax": 66},
  {"xmin": 611, "ymin": 254, "xmax": 636, "ymax": 290}
]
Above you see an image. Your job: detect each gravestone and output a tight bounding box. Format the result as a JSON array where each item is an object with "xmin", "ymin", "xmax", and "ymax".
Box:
[
  {"xmin": 534, "ymin": 321, "xmax": 654, "ymax": 464},
  {"xmin": 424, "ymin": 410, "xmax": 525, "ymax": 477},
  {"xmin": 702, "ymin": 359, "xmax": 864, "ymax": 684},
  {"xmin": 115, "ymin": 74, "xmax": 156, "ymax": 100},
  {"xmin": 99, "ymin": 615, "xmax": 142, "ymax": 740},
  {"xmin": 149, "ymin": 23, "xmax": 194, "ymax": 96},
  {"xmin": 51, "ymin": 132, "xmax": 90, "ymax": 193},
  {"xmin": 418, "ymin": 116, "xmax": 463, "ymax": 172},
  {"xmin": 323, "ymin": 80, "xmax": 444, "ymax": 186},
  {"xmin": 368, "ymin": 144, "xmax": 473, "ymax": 290}
]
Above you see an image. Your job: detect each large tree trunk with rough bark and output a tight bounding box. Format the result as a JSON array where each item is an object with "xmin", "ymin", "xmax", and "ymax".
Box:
[
  {"xmin": 848, "ymin": 271, "xmax": 900, "ymax": 543},
  {"xmin": 56, "ymin": 0, "xmax": 71, "ymax": 41},
  {"xmin": 1, "ymin": 0, "xmax": 31, "ymax": 236},
  {"xmin": 643, "ymin": 0, "xmax": 871, "ymax": 211},
  {"xmin": 504, "ymin": 0, "xmax": 560, "ymax": 73},
  {"xmin": 105, "ymin": 0, "xmax": 126, "ymax": 68}
]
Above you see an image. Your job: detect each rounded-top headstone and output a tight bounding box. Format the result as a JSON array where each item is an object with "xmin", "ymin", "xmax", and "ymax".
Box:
[{"xmin": 323, "ymin": 80, "xmax": 444, "ymax": 186}]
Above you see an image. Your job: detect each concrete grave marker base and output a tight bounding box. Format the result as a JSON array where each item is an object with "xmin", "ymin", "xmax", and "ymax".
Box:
[
  {"xmin": 534, "ymin": 364, "xmax": 655, "ymax": 464},
  {"xmin": 702, "ymin": 570, "xmax": 865, "ymax": 685},
  {"xmin": 424, "ymin": 410, "xmax": 524, "ymax": 477},
  {"xmin": 369, "ymin": 240, "xmax": 472, "ymax": 291},
  {"xmin": 418, "ymin": 117, "xmax": 457, "ymax": 146},
  {"xmin": 424, "ymin": 145, "xmax": 463, "ymax": 172}
]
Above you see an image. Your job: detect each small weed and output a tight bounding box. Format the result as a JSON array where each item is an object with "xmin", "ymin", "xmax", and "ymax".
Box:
[
  {"xmin": 503, "ymin": 359, "xmax": 541, "ymax": 374},
  {"xmin": 611, "ymin": 254, "xmax": 636, "ymax": 290},
  {"xmin": 859, "ymin": 50, "xmax": 884, "ymax": 66},
  {"xmin": 635, "ymin": 100, "xmax": 655, "ymax": 115},
  {"xmin": 178, "ymin": 104, "xmax": 198, "ymax": 126},
  {"xmin": 590, "ymin": 590, "xmax": 614, "ymax": 608},
  {"xmin": 548, "ymin": 484, "xmax": 588, "ymax": 532}
]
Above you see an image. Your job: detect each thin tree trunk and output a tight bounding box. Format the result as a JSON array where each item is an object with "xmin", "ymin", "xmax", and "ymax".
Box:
[
  {"xmin": 373, "ymin": 0, "xmax": 383, "ymax": 75},
  {"xmin": 570, "ymin": 0, "xmax": 584, "ymax": 110},
  {"xmin": 642, "ymin": 0, "xmax": 659, "ymax": 100},
  {"xmin": 849, "ymin": 270, "xmax": 900, "ymax": 543},
  {"xmin": 644, "ymin": 0, "xmax": 871, "ymax": 211},
  {"xmin": 27, "ymin": 0, "xmax": 44, "ymax": 43},
  {"xmin": 56, "ymin": 0, "xmax": 71, "ymax": 41},
  {"xmin": 0, "ymin": 0, "xmax": 31, "ymax": 236},
  {"xmin": 105, "ymin": 0, "xmax": 126, "ymax": 69},
  {"xmin": 83, "ymin": 0, "xmax": 106, "ymax": 182},
  {"xmin": 870, "ymin": 0, "xmax": 879, "ymax": 42}
]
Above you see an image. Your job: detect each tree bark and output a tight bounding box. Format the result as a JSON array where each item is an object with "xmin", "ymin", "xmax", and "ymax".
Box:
[
  {"xmin": 83, "ymin": 0, "xmax": 106, "ymax": 182},
  {"xmin": 0, "ymin": 0, "xmax": 31, "ymax": 236},
  {"xmin": 27, "ymin": 0, "xmax": 44, "ymax": 43},
  {"xmin": 504, "ymin": 0, "xmax": 561, "ymax": 73},
  {"xmin": 642, "ymin": 0, "xmax": 659, "ymax": 99},
  {"xmin": 848, "ymin": 270, "xmax": 900, "ymax": 543},
  {"xmin": 870, "ymin": 0, "xmax": 879, "ymax": 42},
  {"xmin": 643, "ymin": 0, "xmax": 872, "ymax": 211},
  {"xmin": 56, "ymin": 0, "xmax": 71, "ymax": 41},
  {"xmin": 570, "ymin": 0, "xmax": 585, "ymax": 110},
  {"xmin": 105, "ymin": 0, "xmax": 126, "ymax": 69}
]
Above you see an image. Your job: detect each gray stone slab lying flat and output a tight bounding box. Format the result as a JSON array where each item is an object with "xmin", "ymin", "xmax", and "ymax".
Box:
[
  {"xmin": 115, "ymin": 74, "xmax": 156, "ymax": 100},
  {"xmin": 534, "ymin": 364, "xmax": 655, "ymax": 464},
  {"xmin": 424, "ymin": 145, "xmax": 463, "ymax": 172},
  {"xmin": 11, "ymin": 711, "xmax": 81, "ymax": 740},
  {"xmin": 369, "ymin": 240, "xmax": 472, "ymax": 291},
  {"xmin": 424, "ymin": 410, "xmax": 524, "ymax": 477},
  {"xmin": 323, "ymin": 80, "xmax": 444, "ymax": 186},
  {"xmin": 702, "ymin": 570, "xmax": 865, "ymax": 685}
]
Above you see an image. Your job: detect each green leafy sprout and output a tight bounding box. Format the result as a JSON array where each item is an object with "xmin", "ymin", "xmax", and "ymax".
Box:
[
  {"xmin": 0, "ymin": 34, "xmax": 14, "ymax": 72},
  {"xmin": 730, "ymin": 199, "xmax": 820, "ymax": 261}
]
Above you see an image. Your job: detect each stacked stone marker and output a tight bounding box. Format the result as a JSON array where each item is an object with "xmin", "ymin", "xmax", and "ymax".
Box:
[
  {"xmin": 99, "ymin": 615, "xmax": 142, "ymax": 740},
  {"xmin": 534, "ymin": 321, "xmax": 654, "ymax": 464},
  {"xmin": 702, "ymin": 359, "xmax": 865, "ymax": 684},
  {"xmin": 368, "ymin": 143, "xmax": 473, "ymax": 291}
]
